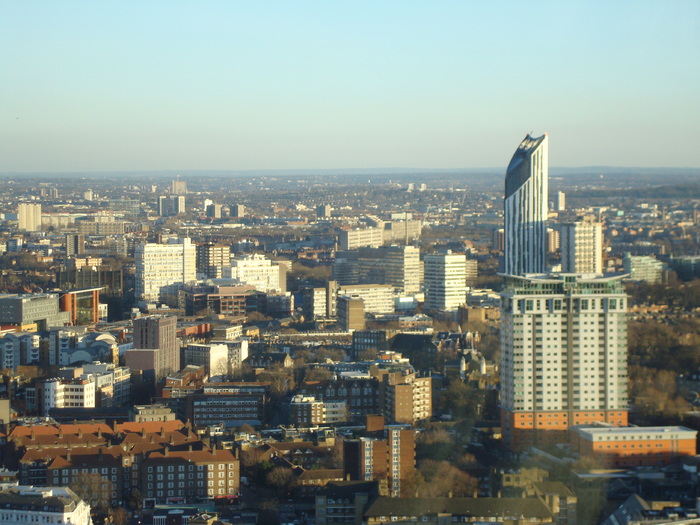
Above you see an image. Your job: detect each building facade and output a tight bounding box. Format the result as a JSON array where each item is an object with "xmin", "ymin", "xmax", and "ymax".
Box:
[
  {"xmin": 343, "ymin": 428, "xmax": 415, "ymax": 497},
  {"xmin": 423, "ymin": 253, "xmax": 466, "ymax": 312},
  {"xmin": 0, "ymin": 485, "xmax": 92, "ymax": 525},
  {"xmin": 504, "ymin": 134, "xmax": 549, "ymax": 276},
  {"xmin": 18, "ymin": 203, "xmax": 42, "ymax": 231},
  {"xmin": 622, "ymin": 253, "xmax": 663, "ymax": 284},
  {"xmin": 132, "ymin": 315, "xmax": 179, "ymax": 381},
  {"xmin": 500, "ymin": 273, "xmax": 629, "ymax": 452},
  {"xmin": 571, "ymin": 424, "xmax": 697, "ymax": 468},
  {"xmin": 560, "ymin": 215, "xmax": 604, "ymax": 274},
  {"xmin": 135, "ymin": 238, "xmax": 196, "ymax": 305}
]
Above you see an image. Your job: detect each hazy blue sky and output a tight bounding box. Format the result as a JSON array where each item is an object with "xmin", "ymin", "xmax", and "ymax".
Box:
[{"xmin": 1, "ymin": 1, "xmax": 698, "ymax": 172}]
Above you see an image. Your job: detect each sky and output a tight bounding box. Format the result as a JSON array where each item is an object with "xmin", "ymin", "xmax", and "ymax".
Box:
[{"xmin": 1, "ymin": 1, "xmax": 699, "ymax": 172}]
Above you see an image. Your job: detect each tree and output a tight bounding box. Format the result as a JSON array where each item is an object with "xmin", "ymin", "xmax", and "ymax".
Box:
[
  {"xmin": 416, "ymin": 460, "xmax": 478, "ymax": 497},
  {"xmin": 266, "ymin": 466, "xmax": 295, "ymax": 496},
  {"xmin": 239, "ymin": 423, "xmax": 256, "ymax": 434},
  {"xmin": 303, "ymin": 367, "xmax": 332, "ymax": 382},
  {"xmin": 70, "ymin": 472, "xmax": 113, "ymax": 514},
  {"xmin": 357, "ymin": 348, "xmax": 379, "ymax": 361},
  {"xmin": 109, "ymin": 508, "xmax": 130, "ymax": 525}
]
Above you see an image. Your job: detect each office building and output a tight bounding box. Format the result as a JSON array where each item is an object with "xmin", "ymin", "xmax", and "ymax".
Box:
[
  {"xmin": 623, "ymin": 253, "xmax": 663, "ymax": 284},
  {"xmin": 65, "ymin": 234, "xmax": 85, "ymax": 256},
  {"xmin": 135, "ymin": 238, "xmax": 196, "ymax": 305},
  {"xmin": 504, "ymin": 134, "xmax": 549, "ymax": 275},
  {"xmin": 500, "ymin": 273, "xmax": 629, "ymax": 452},
  {"xmin": 423, "ymin": 253, "xmax": 466, "ymax": 312},
  {"xmin": 185, "ymin": 383, "xmax": 268, "ymax": 427},
  {"xmin": 0, "ymin": 293, "xmax": 71, "ymax": 330},
  {"xmin": 332, "ymin": 246, "xmax": 421, "ymax": 294},
  {"xmin": 34, "ymin": 376, "xmax": 97, "ymax": 415},
  {"xmin": 18, "ymin": 203, "xmax": 42, "ymax": 231},
  {"xmin": 561, "ymin": 215, "xmax": 604, "ymax": 274},
  {"xmin": 59, "ymin": 287, "xmax": 102, "ymax": 325},
  {"xmin": 130, "ymin": 315, "xmax": 179, "ymax": 381}
]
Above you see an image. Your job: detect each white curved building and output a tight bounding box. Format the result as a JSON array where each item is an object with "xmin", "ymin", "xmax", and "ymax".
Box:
[{"xmin": 504, "ymin": 133, "xmax": 549, "ymax": 276}]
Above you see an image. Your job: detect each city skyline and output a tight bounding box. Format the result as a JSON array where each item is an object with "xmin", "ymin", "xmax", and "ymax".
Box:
[{"xmin": 2, "ymin": 1, "xmax": 699, "ymax": 172}]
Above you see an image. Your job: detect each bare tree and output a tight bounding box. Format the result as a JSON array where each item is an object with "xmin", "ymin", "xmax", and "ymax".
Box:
[
  {"xmin": 110, "ymin": 508, "xmax": 130, "ymax": 525},
  {"xmin": 266, "ymin": 466, "xmax": 295, "ymax": 496},
  {"xmin": 70, "ymin": 471, "xmax": 113, "ymax": 513}
]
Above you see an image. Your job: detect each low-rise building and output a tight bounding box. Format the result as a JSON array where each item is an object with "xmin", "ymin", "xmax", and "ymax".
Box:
[
  {"xmin": 141, "ymin": 448, "xmax": 239, "ymax": 505},
  {"xmin": 0, "ymin": 484, "xmax": 93, "ymax": 525},
  {"xmin": 571, "ymin": 424, "xmax": 698, "ymax": 468}
]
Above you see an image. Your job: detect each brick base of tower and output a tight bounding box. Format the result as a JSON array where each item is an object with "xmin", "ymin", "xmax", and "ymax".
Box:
[{"xmin": 501, "ymin": 408, "xmax": 628, "ymax": 453}]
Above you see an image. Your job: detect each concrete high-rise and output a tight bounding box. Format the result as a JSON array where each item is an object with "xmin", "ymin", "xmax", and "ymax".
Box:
[
  {"xmin": 504, "ymin": 134, "xmax": 549, "ymax": 275},
  {"xmin": 561, "ymin": 215, "xmax": 604, "ymax": 274},
  {"xmin": 158, "ymin": 195, "xmax": 186, "ymax": 217},
  {"xmin": 18, "ymin": 203, "xmax": 42, "ymax": 232},
  {"xmin": 135, "ymin": 238, "xmax": 196, "ymax": 305},
  {"xmin": 131, "ymin": 315, "xmax": 179, "ymax": 380},
  {"xmin": 423, "ymin": 252, "xmax": 466, "ymax": 312},
  {"xmin": 65, "ymin": 234, "xmax": 85, "ymax": 257},
  {"xmin": 500, "ymin": 273, "xmax": 629, "ymax": 452},
  {"xmin": 196, "ymin": 243, "xmax": 230, "ymax": 278}
]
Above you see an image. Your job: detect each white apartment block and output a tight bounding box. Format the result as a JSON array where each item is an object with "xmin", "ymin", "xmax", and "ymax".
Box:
[
  {"xmin": 220, "ymin": 254, "xmax": 282, "ymax": 293},
  {"xmin": 623, "ymin": 253, "xmax": 664, "ymax": 284},
  {"xmin": 82, "ymin": 362, "xmax": 131, "ymax": 407},
  {"xmin": 560, "ymin": 215, "xmax": 604, "ymax": 274},
  {"xmin": 18, "ymin": 203, "xmax": 42, "ymax": 232},
  {"xmin": 340, "ymin": 227, "xmax": 384, "ymax": 250},
  {"xmin": 184, "ymin": 343, "xmax": 229, "ymax": 376},
  {"xmin": 135, "ymin": 238, "xmax": 196, "ymax": 306},
  {"xmin": 36, "ymin": 377, "xmax": 97, "ymax": 415},
  {"xmin": 500, "ymin": 273, "xmax": 629, "ymax": 450},
  {"xmin": 336, "ymin": 284, "xmax": 394, "ymax": 314},
  {"xmin": 423, "ymin": 252, "xmax": 467, "ymax": 312}
]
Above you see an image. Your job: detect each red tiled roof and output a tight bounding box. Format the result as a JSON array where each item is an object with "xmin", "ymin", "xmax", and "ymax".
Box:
[{"xmin": 146, "ymin": 449, "xmax": 237, "ymax": 464}]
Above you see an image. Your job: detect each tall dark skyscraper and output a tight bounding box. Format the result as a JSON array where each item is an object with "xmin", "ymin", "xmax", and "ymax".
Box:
[{"xmin": 504, "ymin": 133, "xmax": 549, "ymax": 275}]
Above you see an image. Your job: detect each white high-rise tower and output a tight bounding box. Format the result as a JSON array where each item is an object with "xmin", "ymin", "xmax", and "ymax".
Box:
[
  {"xmin": 500, "ymin": 273, "xmax": 629, "ymax": 451},
  {"xmin": 504, "ymin": 134, "xmax": 549, "ymax": 275},
  {"xmin": 135, "ymin": 238, "xmax": 196, "ymax": 306},
  {"xmin": 561, "ymin": 215, "xmax": 604, "ymax": 274}
]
